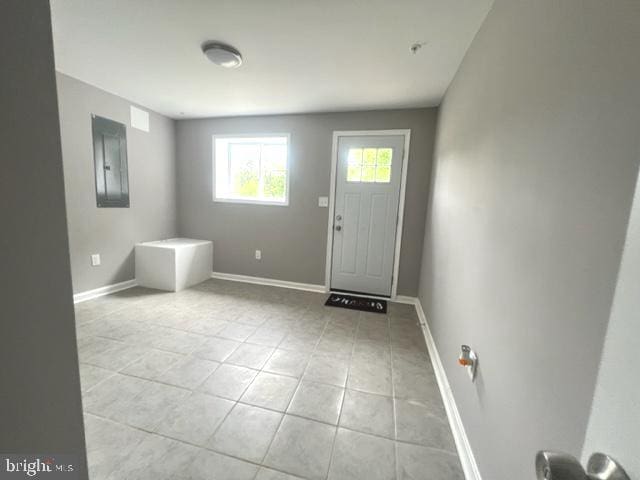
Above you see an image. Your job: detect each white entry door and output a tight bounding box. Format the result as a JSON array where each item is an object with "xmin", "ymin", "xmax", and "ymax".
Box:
[{"xmin": 330, "ymin": 134, "xmax": 405, "ymax": 296}]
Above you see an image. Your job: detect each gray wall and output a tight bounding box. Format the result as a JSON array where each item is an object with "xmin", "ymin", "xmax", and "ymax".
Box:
[
  {"xmin": 176, "ymin": 109, "xmax": 437, "ymax": 296},
  {"xmin": 57, "ymin": 73, "xmax": 177, "ymax": 294},
  {"xmin": 582, "ymin": 167, "xmax": 640, "ymax": 479},
  {"xmin": 418, "ymin": 1, "xmax": 640, "ymax": 479},
  {"xmin": 0, "ymin": 1, "xmax": 87, "ymax": 476}
]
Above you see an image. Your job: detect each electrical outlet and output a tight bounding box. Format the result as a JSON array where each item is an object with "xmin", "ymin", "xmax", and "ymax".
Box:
[
  {"xmin": 255, "ymin": 250, "xmax": 262, "ymax": 260},
  {"xmin": 318, "ymin": 196, "xmax": 329, "ymax": 207},
  {"xmin": 91, "ymin": 254, "xmax": 101, "ymax": 266}
]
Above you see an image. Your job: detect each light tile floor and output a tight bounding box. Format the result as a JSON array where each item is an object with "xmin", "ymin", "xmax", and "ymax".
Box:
[{"xmin": 75, "ymin": 279, "xmax": 463, "ymax": 480}]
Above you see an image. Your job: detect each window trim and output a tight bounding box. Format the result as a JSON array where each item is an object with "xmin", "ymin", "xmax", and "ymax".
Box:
[{"xmin": 212, "ymin": 133, "xmax": 291, "ymax": 206}]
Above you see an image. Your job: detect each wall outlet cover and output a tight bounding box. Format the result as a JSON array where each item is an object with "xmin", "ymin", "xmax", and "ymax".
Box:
[
  {"xmin": 318, "ymin": 196, "xmax": 329, "ymax": 207},
  {"xmin": 91, "ymin": 254, "xmax": 101, "ymax": 266},
  {"xmin": 255, "ymin": 250, "xmax": 262, "ymax": 260}
]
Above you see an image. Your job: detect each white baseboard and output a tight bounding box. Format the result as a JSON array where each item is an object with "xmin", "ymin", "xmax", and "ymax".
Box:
[
  {"xmin": 211, "ymin": 272, "xmax": 326, "ymax": 293},
  {"xmin": 73, "ymin": 279, "xmax": 138, "ymax": 304},
  {"xmin": 72, "ymin": 271, "xmax": 417, "ymax": 305},
  {"xmin": 394, "ymin": 294, "xmax": 417, "ymax": 305},
  {"xmin": 211, "ymin": 271, "xmax": 419, "ymax": 304},
  {"xmin": 414, "ymin": 298, "xmax": 482, "ymax": 480}
]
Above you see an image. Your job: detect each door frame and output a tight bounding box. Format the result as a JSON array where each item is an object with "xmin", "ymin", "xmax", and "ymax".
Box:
[{"xmin": 324, "ymin": 129, "xmax": 411, "ymax": 299}]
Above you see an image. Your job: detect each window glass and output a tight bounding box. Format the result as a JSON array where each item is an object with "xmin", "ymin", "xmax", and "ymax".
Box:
[
  {"xmin": 375, "ymin": 166, "xmax": 391, "ymax": 182},
  {"xmin": 347, "ymin": 165, "xmax": 362, "ymax": 182},
  {"xmin": 346, "ymin": 147, "xmax": 393, "ymax": 183},
  {"xmin": 362, "ymin": 166, "xmax": 376, "ymax": 182},
  {"xmin": 348, "ymin": 148, "xmax": 363, "ymax": 166},
  {"xmin": 214, "ymin": 136, "xmax": 289, "ymax": 204},
  {"xmin": 377, "ymin": 148, "xmax": 392, "ymax": 166},
  {"xmin": 363, "ymin": 148, "xmax": 377, "ymax": 166}
]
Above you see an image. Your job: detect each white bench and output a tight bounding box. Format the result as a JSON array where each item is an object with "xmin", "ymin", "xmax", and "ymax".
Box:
[{"xmin": 135, "ymin": 238, "xmax": 213, "ymax": 292}]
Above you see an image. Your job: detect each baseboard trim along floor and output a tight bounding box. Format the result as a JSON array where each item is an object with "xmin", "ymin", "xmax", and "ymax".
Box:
[
  {"xmin": 73, "ymin": 279, "xmax": 138, "ymax": 304},
  {"xmin": 414, "ymin": 298, "xmax": 482, "ymax": 480},
  {"xmin": 212, "ymin": 271, "xmax": 418, "ymax": 305},
  {"xmin": 72, "ymin": 272, "xmax": 418, "ymax": 305},
  {"xmin": 211, "ymin": 271, "xmax": 326, "ymax": 293}
]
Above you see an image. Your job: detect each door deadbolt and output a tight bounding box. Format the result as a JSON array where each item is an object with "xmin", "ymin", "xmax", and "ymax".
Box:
[{"xmin": 336, "ymin": 214, "xmax": 342, "ymax": 221}]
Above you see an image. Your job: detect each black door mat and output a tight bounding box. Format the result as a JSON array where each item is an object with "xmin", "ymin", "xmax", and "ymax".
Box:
[{"xmin": 325, "ymin": 293, "xmax": 387, "ymax": 314}]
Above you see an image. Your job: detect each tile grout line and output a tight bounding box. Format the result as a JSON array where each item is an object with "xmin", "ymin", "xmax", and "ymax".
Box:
[
  {"xmin": 80, "ymin": 343, "xmax": 170, "ymax": 394},
  {"xmin": 82, "ymin": 305, "xmax": 345, "ymax": 365},
  {"xmin": 389, "ymin": 312, "xmax": 400, "ymax": 480},
  {"xmin": 85, "ymin": 366, "xmax": 432, "ymax": 450},
  {"xmin": 195, "ymin": 348, "xmax": 268, "ymax": 445},
  {"xmin": 195, "ymin": 302, "xmax": 320, "ymax": 480},
  {"xmin": 178, "ymin": 330, "xmax": 275, "ymax": 455},
  {"xmin": 80, "ymin": 368, "xmax": 118, "ymax": 395},
  {"xmin": 83, "ymin": 316, "xmax": 411, "ymax": 400},
  {"xmin": 253, "ymin": 371, "xmax": 302, "ymax": 477},
  {"xmin": 85, "ymin": 401, "xmax": 457, "ymax": 463},
  {"xmin": 322, "ymin": 312, "xmax": 360, "ymax": 480},
  {"xmin": 91, "ymin": 397, "xmax": 459, "ymax": 480},
  {"xmin": 254, "ymin": 306, "xmax": 332, "ymax": 479},
  {"xmin": 84, "ymin": 411, "xmax": 308, "ymax": 479},
  {"xmin": 190, "ymin": 325, "xmax": 294, "ymax": 480},
  {"xmin": 84, "ymin": 313, "xmax": 407, "ymax": 413}
]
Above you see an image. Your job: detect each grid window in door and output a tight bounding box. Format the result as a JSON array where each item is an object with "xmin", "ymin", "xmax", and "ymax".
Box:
[{"xmin": 347, "ymin": 147, "xmax": 392, "ymax": 183}]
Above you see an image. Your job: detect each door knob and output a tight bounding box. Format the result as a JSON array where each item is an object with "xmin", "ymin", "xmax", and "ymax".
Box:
[
  {"xmin": 587, "ymin": 453, "xmax": 630, "ymax": 480},
  {"xmin": 335, "ymin": 225, "xmax": 342, "ymax": 231},
  {"xmin": 535, "ymin": 451, "xmax": 629, "ymax": 480},
  {"xmin": 536, "ymin": 451, "xmax": 587, "ymax": 480}
]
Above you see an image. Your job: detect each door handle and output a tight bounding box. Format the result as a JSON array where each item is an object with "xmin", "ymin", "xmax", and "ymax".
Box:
[
  {"xmin": 335, "ymin": 225, "xmax": 342, "ymax": 231},
  {"xmin": 535, "ymin": 451, "xmax": 629, "ymax": 480}
]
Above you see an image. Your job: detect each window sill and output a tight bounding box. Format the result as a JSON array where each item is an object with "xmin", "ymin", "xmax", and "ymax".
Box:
[{"xmin": 213, "ymin": 197, "xmax": 289, "ymax": 207}]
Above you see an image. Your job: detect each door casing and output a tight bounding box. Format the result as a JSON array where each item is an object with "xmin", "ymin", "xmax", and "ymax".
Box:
[{"xmin": 324, "ymin": 129, "xmax": 411, "ymax": 299}]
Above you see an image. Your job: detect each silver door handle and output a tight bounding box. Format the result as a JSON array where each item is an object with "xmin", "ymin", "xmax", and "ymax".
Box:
[
  {"xmin": 335, "ymin": 225, "xmax": 342, "ymax": 231},
  {"xmin": 535, "ymin": 451, "xmax": 629, "ymax": 480}
]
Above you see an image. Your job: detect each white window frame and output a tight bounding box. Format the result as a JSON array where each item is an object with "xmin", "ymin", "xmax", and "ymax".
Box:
[{"xmin": 212, "ymin": 133, "xmax": 291, "ymax": 206}]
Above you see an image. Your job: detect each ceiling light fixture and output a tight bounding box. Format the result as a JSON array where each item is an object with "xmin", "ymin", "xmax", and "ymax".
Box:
[{"xmin": 202, "ymin": 41, "xmax": 243, "ymax": 68}]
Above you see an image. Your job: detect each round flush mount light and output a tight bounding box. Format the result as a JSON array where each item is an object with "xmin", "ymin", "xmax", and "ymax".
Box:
[{"xmin": 202, "ymin": 42, "xmax": 243, "ymax": 68}]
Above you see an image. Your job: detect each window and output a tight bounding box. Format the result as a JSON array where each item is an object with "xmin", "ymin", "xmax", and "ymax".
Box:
[
  {"xmin": 214, "ymin": 135, "xmax": 289, "ymax": 205},
  {"xmin": 347, "ymin": 147, "xmax": 392, "ymax": 183}
]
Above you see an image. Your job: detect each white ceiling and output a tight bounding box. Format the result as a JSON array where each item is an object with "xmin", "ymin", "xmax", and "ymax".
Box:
[{"xmin": 51, "ymin": 0, "xmax": 492, "ymax": 119}]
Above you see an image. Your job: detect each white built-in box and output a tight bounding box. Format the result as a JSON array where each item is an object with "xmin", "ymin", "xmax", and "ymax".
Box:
[{"xmin": 135, "ymin": 238, "xmax": 212, "ymax": 292}]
